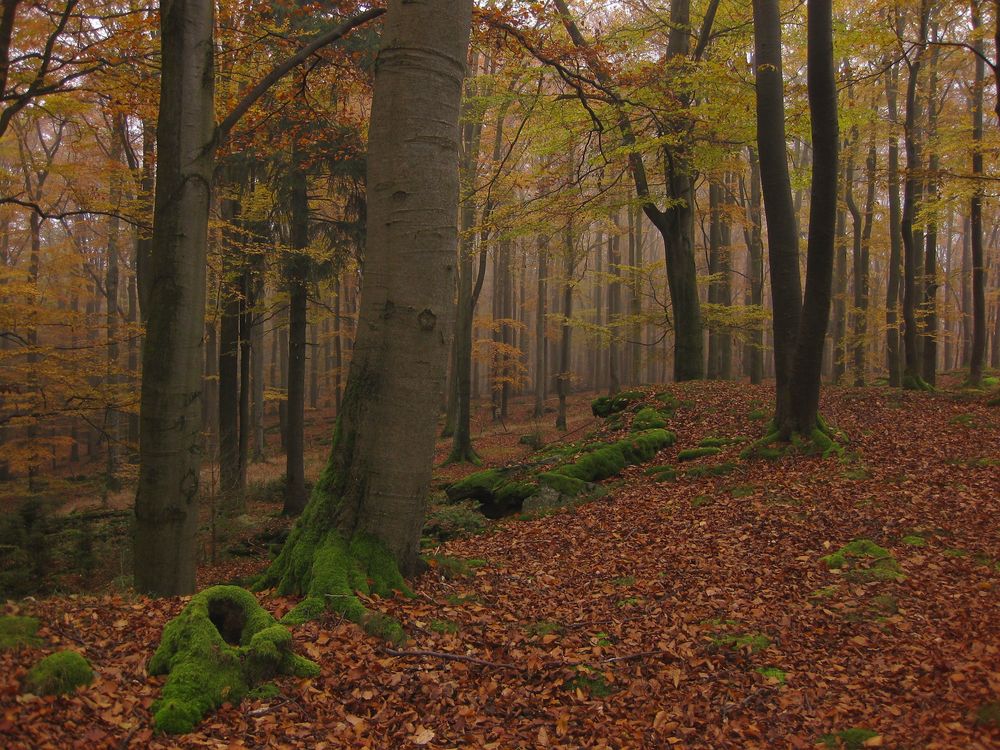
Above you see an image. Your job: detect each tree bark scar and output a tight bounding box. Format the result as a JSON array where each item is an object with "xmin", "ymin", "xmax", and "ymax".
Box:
[
  {"xmin": 381, "ymin": 299, "xmax": 395, "ymax": 318},
  {"xmin": 418, "ymin": 308, "xmax": 437, "ymax": 331}
]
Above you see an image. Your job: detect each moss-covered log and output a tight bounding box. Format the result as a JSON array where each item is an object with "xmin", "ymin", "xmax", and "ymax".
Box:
[{"xmin": 148, "ymin": 585, "xmax": 319, "ymax": 734}]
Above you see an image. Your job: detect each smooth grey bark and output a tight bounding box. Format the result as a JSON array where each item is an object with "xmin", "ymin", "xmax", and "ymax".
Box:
[
  {"xmin": 556, "ymin": 225, "xmax": 574, "ymax": 431},
  {"xmin": 134, "ymin": 0, "xmax": 215, "ymax": 596},
  {"xmin": 886, "ymin": 28, "xmax": 904, "ymax": 387},
  {"xmin": 850, "ymin": 138, "xmax": 876, "ymax": 385},
  {"xmin": 310, "ymin": 0, "xmax": 473, "ymax": 574},
  {"xmin": 832, "ymin": 146, "xmax": 849, "ymax": 385},
  {"xmin": 218, "ymin": 191, "xmax": 243, "ymax": 512},
  {"xmin": 921, "ymin": 27, "xmax": 940, "ymax": 386},
  {"xmin": 608, "ymin": 216, "xmax": 622, "ymax": 395},
  {"xmin": 742, "ymin": 149, "xmax": 765, "ymax": 385}
]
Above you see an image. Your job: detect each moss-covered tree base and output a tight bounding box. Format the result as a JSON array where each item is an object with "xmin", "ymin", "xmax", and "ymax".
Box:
[
  {"xmin": 902, "ymin": 373, "xmax": 934, "ymax": 391},
  {"xmin": 148, "ymin": 585, "xmax": 319, "ymax": 734},
  {"xmin": 255, "ymin": 478, "xmax": 410, "ymax": 642},
  {"xmin": 742, "ymin": 416, "xmax": 844, "ymax": 459},
  {"xmin": 443, "ymin": 442, "xmax": 482, "ymax": 467}
]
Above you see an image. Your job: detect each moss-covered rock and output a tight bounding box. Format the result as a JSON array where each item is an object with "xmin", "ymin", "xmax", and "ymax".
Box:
[
  {"xmin": 590, "ymin": 390, "xmax": 644, "ymax": 418},
  {"xmin": 631, "ymin": 407, "xmax": 669, "ymax": 431},
  {"xmin": 0, "ymin": 615, "xmax": 41, "ymax": 650},
  {"xmin": 24, "ymin": 650, "xmax": 93, "ymax": 695},
  {"xmin": 148, "ymin": 585, "xmax": 319, "ymax": 734},
  {"xmin": 678, "ymin": 447, "xmax": 721, "ymax": 461}
]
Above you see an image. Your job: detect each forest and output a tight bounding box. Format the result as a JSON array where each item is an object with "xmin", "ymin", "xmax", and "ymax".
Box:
[{"xmin": 0, "ymin": 0, "xmax": 998, "ymax": 747}]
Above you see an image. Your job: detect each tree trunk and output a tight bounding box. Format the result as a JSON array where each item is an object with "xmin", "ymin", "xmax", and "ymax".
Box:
[
  {"xmin": 885, "ymin": 40, "xmax": 903, "ymax": 387},
  {"xmin": 752, "ymin": 0, "xmax": 801, "ymax": 428},
  {"xmin": 264, "ymin": 0, "xmax": 472, "ymax": 596},
  {"xmin": 850, "ymin": 138, "xmax": 876, "ymax": 385},
  {"xmin": 900, "ymin": 2, "xmax": 929, "ymax": 389},
  {"xmin": 218, "ymin": 192, "xmax": 242, "ymax": 511},
  {"xmin": 284, "ymin": 156, "xmax": 310, "ymax": 516},
  {"xmin": 556, "ymin": 226, "xmax": 574, "ymax": 431},
  {"xmin": 832, "ymin": 145, "xmax": 849, "ymax": 385},
  {"xmin": 134, "ymin": 0, "xmax": 215, "ymax": 596},
  {"xmin": 744, "ymin": 149, "xmax": 765, "ymax": 385},
  {"xmin": 921, "ymin": 23, "xmax": 940, "ymax": 386},
  {"xmin": 608, "ymin": 216, "xmax": 622, "ymax": 395},
  {"xmin": 105, "ymin": 127, "xmax": 123, "ymax": 491},
  {"xmin": 969, "ymin": 0, "xmax": 987, "ymax": 385},
  {"xmin": 533, "ymin": 237, "xmax": 547, "ymax": 418}
]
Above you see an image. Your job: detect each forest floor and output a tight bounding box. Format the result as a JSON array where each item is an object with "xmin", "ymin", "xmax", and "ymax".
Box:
[{"xmin": 1, "ymin": 381, "xmax": 999, "ymax": 749}]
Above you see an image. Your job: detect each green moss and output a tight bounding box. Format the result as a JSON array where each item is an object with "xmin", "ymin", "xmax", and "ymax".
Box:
[
  {"xmin": 611, "ymin": 575, "xmax": 636, "ymax": 587},
  {"xmin": 445, "ymin": 469, "xmax": 504, "ymax": 501},
  {"xmin": 24, "ymin": 650, "xmax": 93, "ymax": 695},
  {"xmin": 423, "ymin": 502, "xmax": 487, "ymax": 542},
  {"xmin": 591, "ymin": 390, "xmax": 643, "ymax": 418},
  {"xmin": 0, "ymin": 615, "xmax": 41, "ymax": 650},
  {"xmin": 809, "ymin": 586, "xmax": 839, "ymax": 600},
  {"xmin": 869, "ymin": 594, "xmax": 898, "ymax": 615},
  {"xmin": 615, "ymin": 596, "xmax": 640, "ymax": 608},
  {"xmin": 537, "ymin": 472, "xmax": 588, "ymax": 497},
  {"xmin": 821, "ymin": 539, "xmax": 905, "ymax": 582},
  {"xmin": 690, "ymin": 495, "xmax": 715, "ymax": 508},
  {"xmin": 685, "ymin": 462, "xmax": 736, "ymax": 479},
  {"xmin": 755, "ymin": 666, "xmax": 787, "ymax": 684},
  {"xmin": 748, "ymin": 408, "xmax": 769, "ymax": 421},
  {"xmin": 632, "ymin": 407, "xmax": 669, "ymax": 431},
  {"xmin": 678, "ymin": 447, "xmax": 721, "ymax": 461},
  {"xmin": 900, "ymin": 535, "xmax": 926, "ymax": 547},
  {"xmin": 902, "ymin": 373, "xmax": 934, "ymax": 391},
  {"xmin": 710, "ymin": 631, "xmax": 771, "ymax": 652},
  {"xmin": 568, "ymin": 667, "xmax": 615, "ymax": 697},
  {"xmin": 729, "ymin": 484, "xmax": 756, "ymax": 498},
  {"xmin": 247, "ymin": 683, "xmax": 282, "ymax": 700},
  {"xmin": 975, "ymin": 702, "xmax": 1000, "ymax": 727},
  {"xmin": 819, "ymin": 728, "xmax": 879, "ymax": 750},
  {"xmin": 429, "ymin": 619, "xmax": 459, "ymax": 634},
  {"xmin": 555, "ymin": 444, "xmax": 627, "ymax": 482},
  {"xmin": 943, "ymin": 547, "xmax": 969, "ymax": 557},
  {"xmin": 149, "ymin": 585, "xmax": 319, "ymax": 734},
  {"xmin": 527, "ymin": 620, "xmax": 562, "ymax": 637},
  {"xmin": 644, "ymin": 464, "xmax": 677, "ymax": 482},
  {"xmin": 699, "ymin": 436, "xmax": 746, "ymax": 448}
]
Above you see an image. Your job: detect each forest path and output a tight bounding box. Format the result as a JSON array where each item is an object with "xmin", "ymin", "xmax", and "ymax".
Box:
[{"xmin": 1, "ymin": 381, "xmax": 998, "ymax": 748}]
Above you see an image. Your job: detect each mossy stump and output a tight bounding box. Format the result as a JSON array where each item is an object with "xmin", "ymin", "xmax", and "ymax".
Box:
[
  {"xmin": 148, "ymin": 585, "xmax": 319, "ymax": 734},
  {"xmin": 24, "ymin": 650, "xmax": 93, "ymax": 695}
]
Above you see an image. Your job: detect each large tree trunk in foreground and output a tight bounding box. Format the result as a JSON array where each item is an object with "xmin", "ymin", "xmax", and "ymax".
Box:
[
  {"xmin": 753, "ymin": 0, "xmax": 837, "ymax": 437},
  {"xmin": 260, "ymin": 0, "xmax": 472, "ymax": 629},
  {"xmin": 969, "ymin": 0, "xmax": 987, "ymax": 385},
  {"xmin": 134, "ymin": 0, "xmax": 215, "ymax": 596},
  {"xmin": 752, "ymin": 0, "xmax": 801, "ymax": 427}
]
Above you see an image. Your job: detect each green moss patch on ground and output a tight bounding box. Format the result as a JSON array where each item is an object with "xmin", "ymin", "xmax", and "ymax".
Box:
[
  {"xmin": 590, "ymin": 390, "xmax": 644, "ymax": 418},
  {"xmin": 0, "ymin": 615, "xmax": 41, "ymax": 650},
  {"xmin": 678, "ymin": 447, "xmax": 721, "ymax": 461},
  {"xmin": 148, "ymin": 585, "xmax": 319, "ymax": 734},
  {"xmin": 819, "ymin": 728, "xmax": 880, "ymax": 749},
  {"xmin": 821, "ymin": 539, "xmax": 905, "ymax": 582},
  {"xmin": 24, "ymin": 650, "xmax": 93, "ymax": 695}
]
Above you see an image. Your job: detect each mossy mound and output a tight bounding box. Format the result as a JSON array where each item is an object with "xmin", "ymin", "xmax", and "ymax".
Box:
[
  {"xmin": 148, "ymin": 585, "xmax": 319, "ymax": 734},
  {"xmin": 820, "ymin": 539, "xmax": 905, "ymax": 582},
  {"xmin": 445, "ymin": 430, "xmax": 675, "ymax": 517},
  {"xmin": 423, "ymin": 501, "xmax": 487, "ymax": 542},
  {"xmin": 644, "ymin": 464, "xmax": 677, "ymax": 483},
  {"xmin": 678, "ymin": 447, "xmax": 721, "ymax": 461},
  {"xmin": 24, "ymin": 650, "xmax": 93, "ymax": 695},
  {"xmin": 0, "ymin": 615, "xmax": 41, "ymax": 650},
  {"xmin": 591, "ymin": 390, "xmax": 644, "ymax": 418},
  {"xmin": 698, "ymin": 436, "xmax": 746, "ymax": 448},
  {"xmin": 819, "ymin": 728, "xmax": 879, "ymax": 749},
  {"xmin": 756, "ymin": 666, "xmax": 787, "ymax": 684},
  {"xmin": 631, "ymin": 407, "xmax": 670, "ymax": 431}
]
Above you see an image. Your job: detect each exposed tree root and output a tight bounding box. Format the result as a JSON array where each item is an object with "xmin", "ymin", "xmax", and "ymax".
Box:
[
  {"xmin": 902, "ymin": 373, "xmax": 934, "ymax": 391},
  {"xmin": 741, "ymin": 415, "xmax": 844, "ymax": 459}
]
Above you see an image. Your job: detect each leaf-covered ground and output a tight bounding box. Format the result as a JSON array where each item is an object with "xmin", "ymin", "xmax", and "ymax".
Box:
[{"xmin": 1, "ymin": 381, "xmax": 999, "ymax": 749}]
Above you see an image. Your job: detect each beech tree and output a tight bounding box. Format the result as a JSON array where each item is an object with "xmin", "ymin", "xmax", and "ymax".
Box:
[
  {"xmin": 258, "ymin": 0, "xmax": 473, "ymax": 628},
  {"xmin": 752, "ymin": 0, "xmax": 839, "ymax": 442}
]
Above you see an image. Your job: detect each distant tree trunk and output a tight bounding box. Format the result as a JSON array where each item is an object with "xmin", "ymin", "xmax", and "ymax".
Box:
[
  {"xmin": 718, "ymin": 176, "xmax": 733, "ymax": 380},
  {"xmin": 593, "ymin": 230, "xmax": 604, "ymax": 391},
  {"xmin": 743, "ymin": 149, "xmax": 765, "ymax": 385},
  {"xmin": 627, "ymin": 206, "xmax": 642, "ymax": 385},
  {"xmin": 556, "ymin": 226, "xmax": 574, "ymax": 431},
  {"xmin": 850, "ymin": 138, "xmax": 876, "ymax": 385},
  {"xmin": 238, "ymin": 267, "xmax": 252, "ymax": 489},
  {"xmin": 900, "ymin": 2, "xmax": 929, "ymax": 389},
  {"xmin": 885, "ymin": 38, "xmax": 904, "ymax": 387},
  {"xmin": 707, "ymin": 181, "xmax": 723, "ymax": 380},
  {"xmin": 251, "ymin": 294, "xmax": 265, "ymax": 461},
  {"xmin": 533, "ymin": 237, "xmax": 547, "ymax": 418},
  {"xmin": 921, "ymin": 24, "xmax": 940, "ymax": 386},
  {"xmin": 832, "ymin": 144, "xmax": 849, "ymax": 385},
  {"xmin": 969, "ymin": 0, "xmax": 987, "ymax": 385},
  {"xmin": 134, "ymin": 0, "xmax": 215, "ymax": 596},
  {"xmin": 105, "ymin": 127, "xmax": 123, "ymax": 491},
  {"xmin": 608, "ymin": 215, "xmax": 622, "ymax": 395},
  {"xmin": 218, "ymin": 192, "xmax": 242, "ymax": 511},
  {"xmin": 962, "ymin": 214, "xmax": 972, "ymax": 367},
  {"xmin": 284, "ymin": 156, "xmax": 309, "ymax": 516},
  {"xmin": 333, "ymin": 277, "xmax": 343, "ymax": 411}
]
